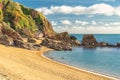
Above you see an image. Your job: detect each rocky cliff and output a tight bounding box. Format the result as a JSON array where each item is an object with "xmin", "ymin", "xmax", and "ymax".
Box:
[
  {"xmin": 0, "ymin": 0, "xmax": 80, "ymax": 50},
  {"xmin": 0, "ymin": 0, "xmax": 55, "ymax": 38}
]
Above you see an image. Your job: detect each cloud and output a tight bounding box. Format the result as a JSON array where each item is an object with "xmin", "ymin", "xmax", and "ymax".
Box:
[
  {"xmin": 75, "ymin": 20, "xmax": 89, "ymax": 26},
  {"xmin": 36, "ymin": 7, "xmax": 53, "ymax": 15},
  {"xmin": 91, "ymin": 21, "xmax": 97, "ymax": 25},
  {"xmin": 51, "ymin": 21, "xmax": 57, "ymax": 26},
  {"xmin": 36, "ymin": 3, "xmax": 120, "ymax": 16},
  {"xmin": 61, "ymin": 20, "xmax": 71, "ymax": 25},
  {"xmin": 52, "ymin": 20, "xmax": 120, "ymax": 34}
]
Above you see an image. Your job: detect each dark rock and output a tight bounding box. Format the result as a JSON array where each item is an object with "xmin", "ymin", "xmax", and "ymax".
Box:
[
  {"xmin": 107, "ymin": 44, "xmax": 116, "ymax": 47},
  {"xmin": 82, "ymin": 34, "xmax": 97, "ymax": 48},
  {"xmin": 13, "ymin": 39, "xmax": 28, "ymax": 48},
  {"xmin": 1, "ymin": 22, "xmax": 23, "ymax": 41},
  {"xmin": 13, "ymin": 39, "xmax": 41, "ymax": 50},
  {"xmin": 70, "ymin": 36, "xmax": 77, "ymax": 40},
  {"xmin": 97, "ymin": 42, "xmax": 108, "ymax": 47},
  {"xmin": 117, "ymin": 43, "xmax": 120, "ymax": 47},
  {"xmin": 41, "ymin": 38, "xmax": 72, "ymax": 51},
  {"xmin": 28, "ymin": 38, "xmax": 36, "ymax": 43},
  {"xmin": 0, "ymin": 35, "xmax": 13, "ymax": 46},
  {"xmin": 48, "ymin": 32, "xmax": 81, "ymax": 47}
]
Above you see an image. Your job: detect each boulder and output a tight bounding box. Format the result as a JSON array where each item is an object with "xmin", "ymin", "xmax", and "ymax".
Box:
[
  {"xmin": 13, "ymin": 39, "xmax": 28, "ymax": 48},
  {"xmin": 1, "ymin": 22, "xmax": 23, "ymax": 41},
  {"xmin": 98, "ymin": 42, "xmax": 108, "ymax": 47},
  {"xmin": 117, "ymin": 43, "xmax": 120, "ymax": 47},
  {"xmin": 27, "ymin": 38, "xmax": 36, "ymax": 43},
  {"xmin": 48, "ymin": 32, "xmax": 81, "ymax": 47},
  {"xmin": 41, "ymin": 38, "xmax": 72, "ymax": 51},
  {"xmin": 0, "ymin": 35, "xmax": 13, "ymax": 46},
  {"xmin": 82, "ymin": 34, "xmax": 97, "ymax": 48}
]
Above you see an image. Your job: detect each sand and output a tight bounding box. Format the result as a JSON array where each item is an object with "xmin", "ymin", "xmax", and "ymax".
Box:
[{"xmin": 0, "ymin": 44, "xmax": 118, "ymax": 80}]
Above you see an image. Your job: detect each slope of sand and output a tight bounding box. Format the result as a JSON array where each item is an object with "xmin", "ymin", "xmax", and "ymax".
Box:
[{"xmin": 0, "ymin": 44, "xmax": 118, "ymax": 80}]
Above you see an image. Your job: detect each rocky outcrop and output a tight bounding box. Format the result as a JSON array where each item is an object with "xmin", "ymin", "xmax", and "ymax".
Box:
[
  {"xmin": 49, "ymin": 32, "xmax": 81, "ymax": 47},
  {"xmin": 27, "ymin": 38, "xmax": 36, "ymax": 43},
  {"xmin": 13, "ymin": 39, "xmax": 41, "ymax": 50},
  {"xmin": 82, "ymin": 34, "xmax": 97, "ymax": 48},
  {"xmin": 41, "ymin": 38, "xmax": 72, "ymax": 51},
  {"xmin": 82, "ymin": 34, "xmax": 120, "ymax": 48},
  {"xmin": 0, "ymin": 0, "xmax": 81, "ymax": 51},
  {"xmin": 0, "ymin": 35, "xmax": 13, "ymax": 46},
  {"xmin": 97, "ymin": 42, "xmax": 108, "ymax": 47}
]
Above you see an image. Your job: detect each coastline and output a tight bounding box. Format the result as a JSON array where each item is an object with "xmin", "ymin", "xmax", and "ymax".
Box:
[
  {"xmin": 0, "ymin": 44, "xmax": 119, "ymax": 80},
  {"xmin": 42, "ymin": 52, "xmax": 119, "ymax": 80}
]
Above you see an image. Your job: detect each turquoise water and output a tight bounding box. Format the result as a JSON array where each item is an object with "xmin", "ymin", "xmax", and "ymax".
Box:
[{"xmin": 44, "ymin": 34, "xmax": 120, "ymax": 78}]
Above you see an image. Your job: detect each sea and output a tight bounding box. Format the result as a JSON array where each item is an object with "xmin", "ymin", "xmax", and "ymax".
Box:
[{"xmin": 44, "ymin": 34, "xmax": 120, "ymax": 79}]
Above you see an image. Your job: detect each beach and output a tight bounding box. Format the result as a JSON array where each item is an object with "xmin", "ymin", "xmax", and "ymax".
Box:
[{"xmin": 0, "ymin": 44, "xmax": 118, "ymax": 80}]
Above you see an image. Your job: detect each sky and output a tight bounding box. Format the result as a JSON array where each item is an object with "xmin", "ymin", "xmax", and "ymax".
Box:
[{"xmin": 14, "ymin": 0, "xmax": 120, "ymax": 34}]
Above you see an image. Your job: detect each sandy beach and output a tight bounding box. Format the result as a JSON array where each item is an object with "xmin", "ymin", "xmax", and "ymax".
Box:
[{"xmin": 0, "ymin": 44, "xmax": 118, "ymax": 80}]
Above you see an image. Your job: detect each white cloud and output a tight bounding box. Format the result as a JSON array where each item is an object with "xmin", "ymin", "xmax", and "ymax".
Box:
[
  {"xmin": 36, "ymin": 7, "xmax": 53, "ymax": 15},
  {"xmin": 51, "ymin": 21, "xmax": 57, "ymax": 26},
  {"xmin": 75, "ymin": 20, "xmax": 89, "ymax": 26},
  {"xmin": 53, "ymin": 20, "xmax": 120, "ymax": 34},
  {"xmin": 61, "ymin": 20, "xmax": 71, "ymax": 25},
  {"xmin": 87, "ymin": 3, "xmax": 114, "ymax": 16},
  {"xmin": 91, "ymin": 21, "xmax": 97, "ymax": 25},
  {"xmin": 36, "ymin": 3, "xmax": 120, "ymax": 16},
  {"xmin": 88, "ymin": 15, "xmax": 94, "ymax": 18}
]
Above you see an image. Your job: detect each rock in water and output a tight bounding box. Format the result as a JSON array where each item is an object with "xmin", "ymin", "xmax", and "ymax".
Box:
[{"xmin": 82, "ymin": 34, "xmax": 97, "ymax": 48}]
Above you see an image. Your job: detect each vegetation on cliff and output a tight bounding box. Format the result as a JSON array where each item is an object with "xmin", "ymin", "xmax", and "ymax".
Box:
[
  {"xmin": 0, "ymin": 0, "xmax": 55, "ymax": 37},
  {"xmin": 0, "ymin": 0, "xmax": 80, "ymax": 50}
]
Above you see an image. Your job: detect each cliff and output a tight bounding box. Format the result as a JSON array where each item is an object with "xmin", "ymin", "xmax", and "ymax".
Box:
[
  {"xmin": 0, "ymin": 0, "xmax": 80, "ymax": 50},
  {"xmin": 0, "ymin": 0, "xmax": 55, "ymax": 37}
]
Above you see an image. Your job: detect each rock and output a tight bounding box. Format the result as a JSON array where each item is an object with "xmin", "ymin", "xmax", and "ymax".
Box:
[
  {"xmin": 13, "ymin": 39, "xmax": 41, "ymax": 50},
  {"xmin": 13, "ymin": 39, "xmax": 28, "ymax": 48},
  {"xmin": 117, "ymin": 43, "xmax": 120, "ymax": 47},
  {"xmin": 82, "ymin": 34, "xmax": 97, "ymax": 48},
  {"xmin": 1, "ymin": 22, "xmax": 23, "ymax": 41},
  {"xmin": 70, "ymin": 36, "xmax": 77, "ymax": 40},
  {"xmin": 28, "ymin": 38, "xmax": 36, "ymax": 43},
  {"xmin": 41, "ymin": 38, "xmax": 72, "ymax": 51},
  {"xmin": 98, "ymin": 42, "xmax": 108, "ymax": 47},
  {"xmin": 0, "ymin": 35, "xmax": 13, "ymax": 46},
  {"xmin": 49, "ymin": 32, "xmax": 81, "ymax": 47},
  {"xmin": 107, "ymin": 44, "xmax": 116, "ymax": 47}
]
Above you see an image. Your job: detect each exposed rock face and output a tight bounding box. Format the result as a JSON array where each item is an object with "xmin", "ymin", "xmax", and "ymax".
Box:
[
  {"xmin": 41, "ymin": 38, "xmax": 72, "ymax": 51},
  {"xmin": 48, "ymin": 32, "xmax": 81, "ymax": 47},
  {"xmin": 0, "ymin": 0, "xmax": 81, "ymax": 51},
  {"xmin": 0, "ymin": 35, "xmax": 13, "ymax": 46},
  {"xmin": 82, "ymin": 34, "xmax": 97, "ymax": 48},
  {"xmin": 13, "ymin": 39, "xmax": 41, "ymax": 50},
  {"xmin": 27, "ymin": 38, "xmax": 36, "ymax": 43},
  {"xmin": 0, "ymin": 22, "xmax": 23, "ymax": 41}
]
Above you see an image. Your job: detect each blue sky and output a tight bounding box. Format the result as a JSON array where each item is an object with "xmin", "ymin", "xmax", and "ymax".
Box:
[{"xmin": 14, "ymin": 0, "xmax": 120, "ymax": 34}]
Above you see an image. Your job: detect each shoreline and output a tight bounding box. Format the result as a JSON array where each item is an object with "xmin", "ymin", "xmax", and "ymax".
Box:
[
  {"xmin": 0, "ymin": 44, "xmax": 119, "ymax": 80},
  {"xmin": 41, "ymin": 51, "xmax": 119, "ymax": 80}
]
